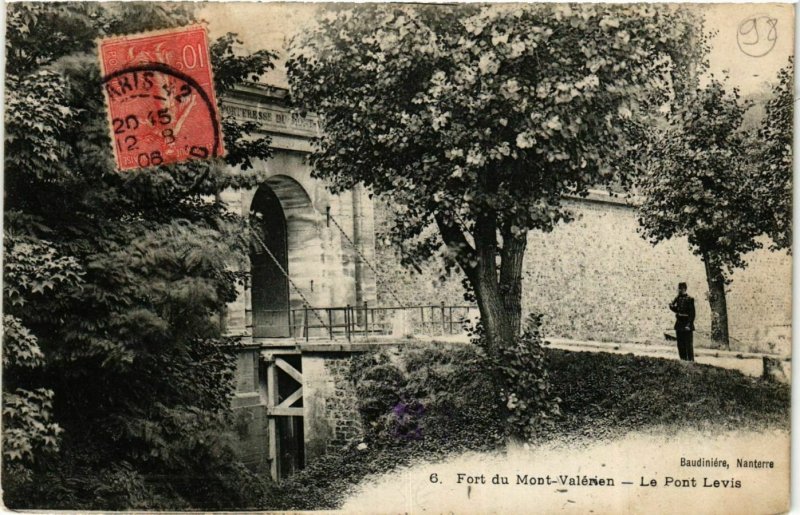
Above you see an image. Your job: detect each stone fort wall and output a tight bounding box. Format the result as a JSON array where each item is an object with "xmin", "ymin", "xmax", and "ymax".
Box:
[
  {"xmin": 373, "ymin": 194, "xmax": 792, "ymax": 354},
  {"xmin": 302, "ymin": 353, "xmax": 365, "ymax": 459}
]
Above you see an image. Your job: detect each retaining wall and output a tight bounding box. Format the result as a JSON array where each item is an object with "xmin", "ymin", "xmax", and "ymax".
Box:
[{"xmin": 373, "ymin": 195, "xmax": 792, "ymax": 354}]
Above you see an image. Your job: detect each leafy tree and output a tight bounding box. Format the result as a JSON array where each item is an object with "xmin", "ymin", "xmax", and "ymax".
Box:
[
  {"xmin": 637, "ymin": 79, "xmax": 760, "ymax": 348},
  {"xmin": 4, "ymin": 3, "xmax": 275, "ymax": 509},
  {"xmin": 754, "ymin": 58, "xmax": 793, "ymax": 252},
  {"xmin": 286, "ymin": 4, "xmax": 706, "ymax": 434}
]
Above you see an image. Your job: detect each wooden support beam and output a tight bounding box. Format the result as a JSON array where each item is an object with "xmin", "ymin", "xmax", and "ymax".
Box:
[
  {"xmin": 275, "ymin": 357, "xmax": 303, "ymax": 384},
  {"xmin": 266, "ymin": 362, "xmax": 278, "ymax": 481},
  {"xmin": 268, "ymin": 406, "xmax": 304, "ymax": 417},
  {"xmin": 276, "ymin": 387, "xmax": 303, "ymax": 409}
]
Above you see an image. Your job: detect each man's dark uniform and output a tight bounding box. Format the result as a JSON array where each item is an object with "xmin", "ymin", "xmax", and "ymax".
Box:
[{"xmin": 670, "ymin": 292, "xmax": 695, "ymax": 361}]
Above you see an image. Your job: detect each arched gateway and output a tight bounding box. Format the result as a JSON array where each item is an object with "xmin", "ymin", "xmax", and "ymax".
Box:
[
  {"xmin": 250, "ymin": 183, "xmax": 290, "ymax": 337},
  {"xmin": 220, "ymin": 83, "xmax": 377, "ymax": 480},
  {"xmin": 249, "ymin": 175, "xmax": 320, "ymax": 338}
]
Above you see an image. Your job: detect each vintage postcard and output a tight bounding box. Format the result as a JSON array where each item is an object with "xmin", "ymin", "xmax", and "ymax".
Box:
[{"xmin": 2, "ymin": 2, "xmax": 793, "ymax": 514}]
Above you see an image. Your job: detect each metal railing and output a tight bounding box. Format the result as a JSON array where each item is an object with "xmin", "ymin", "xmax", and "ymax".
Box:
[{"xmin": 250, "ymin": 303, "xmax": 477, "ymax": 341}]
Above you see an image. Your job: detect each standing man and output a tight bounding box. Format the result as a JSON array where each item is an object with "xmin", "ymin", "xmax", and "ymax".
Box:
[{"xmin": 669, "ymin": 282, "xmax": 696, "ymax": 361}]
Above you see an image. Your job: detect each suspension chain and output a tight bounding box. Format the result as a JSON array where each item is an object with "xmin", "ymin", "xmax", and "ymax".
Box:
[
  {"xmin": 250, "ymin": 228, "xmax": 329, "ymax": 332},
  {"xmin": 327, "ymin": 212, "xmax": 404, "ymax": 307}
]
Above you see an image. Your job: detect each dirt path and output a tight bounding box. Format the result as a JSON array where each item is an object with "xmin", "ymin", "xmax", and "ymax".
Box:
[{"xmin": 341, "ymin": 428, "xmax": 789, "ymax": 515}]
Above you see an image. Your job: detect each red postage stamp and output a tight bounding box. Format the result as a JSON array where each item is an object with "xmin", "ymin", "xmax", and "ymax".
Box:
[{"xmin": 98, "ymin": 25, "xmax": 225, "ymax": 170}]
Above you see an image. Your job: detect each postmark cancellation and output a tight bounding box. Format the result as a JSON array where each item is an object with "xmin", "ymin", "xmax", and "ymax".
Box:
[{"xmin": 98, "ymin": 24, "xmax": 225, "ymax": 171}]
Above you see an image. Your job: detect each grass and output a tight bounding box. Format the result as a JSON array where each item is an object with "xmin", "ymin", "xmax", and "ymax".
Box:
[
  {"xmin": 261, "ymin": 344, "xmax": 790, "ymax": 510},
  {"xmin": 546, "ymin": 349, "xmax": 789, "ymax": 441}
]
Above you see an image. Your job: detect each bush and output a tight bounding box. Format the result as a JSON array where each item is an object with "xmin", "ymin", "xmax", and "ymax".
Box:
[
  {"xmin": 4, "ymin": 398, "xmax": 274, "ymax": 511},
  {"xmin": 474, "ymin": 314, "xmax": 562, "ymax": 441},
  {"xmin": 349, "ymin": 343, "xmax": 504, "ymax": 449},
  {"xmin": 350, "ymin": 355, "xmax": 406, "ymax": 423}
]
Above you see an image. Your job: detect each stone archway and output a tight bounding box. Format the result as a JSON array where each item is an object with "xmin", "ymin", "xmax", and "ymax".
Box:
[
  {"xmin": 249, "ymin": 175, "xmax": 318, "ymax": 338},
  {"xmin": 250, "ymin": 184, "xmax": 290, "ymax": 337}
]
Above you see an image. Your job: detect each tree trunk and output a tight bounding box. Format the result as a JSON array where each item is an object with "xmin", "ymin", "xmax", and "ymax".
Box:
[
  {"xmin": 473, "ymin": 266, "xmax": 521, "ymax": 350},
  {"xmin": 702, "ymin": 251, "xmax": 730, "ymax": 349},
  {"xmin": 497, "ymin": 226, "xmax": 527, "ymax": 339},
  {"xmin": 434, "ymin": 213, "xmax": 526, "ymax": 351}
]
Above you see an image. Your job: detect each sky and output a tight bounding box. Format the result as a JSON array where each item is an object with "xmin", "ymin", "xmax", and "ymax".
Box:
[{"xmin": 197, "ymin": 2, "xmax": 794, "ymax": 95}]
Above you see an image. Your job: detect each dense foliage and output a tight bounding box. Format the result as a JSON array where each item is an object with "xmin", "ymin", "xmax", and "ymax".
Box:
[
  {"xmin": 349, "ymin": 342, "xmax": 504, "ymax": 445},
  {"xmin": 637, "ymin": 78, "xmax": 777, "ymax": 348},
  {"xmin": 4, "ymin": 3, "xmax": 275, "ymax": 509},
  {"xmin": 262, "ymin": 343, "xmax": 789, "ymax": 510},
  {"xmin": 285, "ymin": 5, "xmax": 710, "ymax": 438},
  {"xmin": 754, "ymin": 58, "xmax": 793, "ymax": 252},
  {"xmin": 263, "ymin": 342, "xmax": 505, "ymax": 509},
  {"xmin": 638, "ymin": 81, "xmax": 759, "ymax": 271}
]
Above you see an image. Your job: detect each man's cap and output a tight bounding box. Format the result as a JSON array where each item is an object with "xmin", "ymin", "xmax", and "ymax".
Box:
[{"xmin": 678, "ymin": 282, "xmax": 688, "ymax": 289}]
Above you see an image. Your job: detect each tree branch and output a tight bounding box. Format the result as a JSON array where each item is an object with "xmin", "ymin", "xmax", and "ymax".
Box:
[{"xmin": 434, "ymin": 211, "xmax": 477, "ymax": 282}]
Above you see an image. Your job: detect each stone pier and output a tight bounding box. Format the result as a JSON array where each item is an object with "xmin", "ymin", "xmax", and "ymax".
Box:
[{"xmin": 221, "ymin": 83, "xmax": 377, "ymax": 479}]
